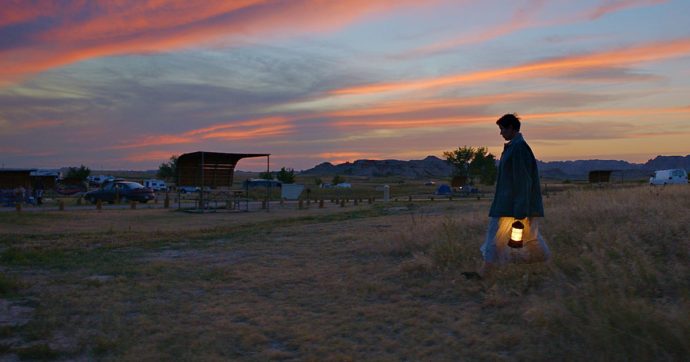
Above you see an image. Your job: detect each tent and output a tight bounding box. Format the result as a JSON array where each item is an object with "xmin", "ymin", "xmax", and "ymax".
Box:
[{"xmin": 436, "ymin": 184, "xmax": 452, "ymax": 195}]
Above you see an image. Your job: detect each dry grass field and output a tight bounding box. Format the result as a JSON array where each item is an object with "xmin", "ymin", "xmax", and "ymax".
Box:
[{"xmin": 1, "ymin": 184, "xmax": 689, "ymax": 360}]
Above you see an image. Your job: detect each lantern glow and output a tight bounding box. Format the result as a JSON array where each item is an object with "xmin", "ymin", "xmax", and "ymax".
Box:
[{"xmin": 508, "ymin": 220, "xmax": 525, "ymax": 249}]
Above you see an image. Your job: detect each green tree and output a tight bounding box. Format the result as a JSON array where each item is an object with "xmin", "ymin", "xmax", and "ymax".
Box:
[
  {"xmin": 443, "ymin": 146, "xmax": 497, "ymax": 185},
  {"xmin": 332, "ymin": 175, "xmax": 345, "ymax": 185},
  {"xmin": 314, "ymin": 177, "xmax": 323, "ymax": 186},
  {"xmin": 65, "ymin": 165, "xmax": 90, "ymax": 181},
  {"xmin": 275, "ymin": 167, "xmax": 295, "ymax": 184},
  {"xmin": 259, "ymin": 171, "xmax": 273, "ymax": 180},
  {"xmin": 470, "ymin": 148, "xmax": 497, "ymax": 185},
  {"xmin": 157, "ymin": 155, "xmax": 178, "ymax": 181}
]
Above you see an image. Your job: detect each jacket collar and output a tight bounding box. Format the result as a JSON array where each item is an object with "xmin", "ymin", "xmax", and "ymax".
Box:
[{"xmin": 504, "ymin": 132, "xmax": 524, "ymax": 150}]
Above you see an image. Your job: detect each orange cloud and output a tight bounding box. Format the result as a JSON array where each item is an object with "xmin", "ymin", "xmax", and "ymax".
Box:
[
  {"xmin": 525, "ymin": 106, "xmax": 690, "ymax": 120},
  {"xmin": 107, "ymin": 116, "xmax": 294, "ymax": 150},
  {"xmin": 333, "ymin": 116, "xmax": 493, "ymax": 129},
  {"xmin": 324, "ymin": 92, "xmax": 534, "ymax": 118},
  {"xmin": 109, "ymin": 135, "xmax": 195, "ymax": 150},
  {"xmin": 329, "ymin": 106, "xmax": 690, "ymax": 131},
  {"xmin": 16, "ymin": 119, "xmax": 64, "ymax": 130},
  {"xmin": 333, "ymin": 37, "xmax": 690, "ymax": 95},
  {"xmin": 122, "ymin": 150, "xmax": 180, "ymax": 163},
  {"xmin": 0, "ymin": 0, "xmax": 422, "ymax": 85},
  {"xmin": 318, "ymin": 151, "xmax": 371, "ymax": 159}
]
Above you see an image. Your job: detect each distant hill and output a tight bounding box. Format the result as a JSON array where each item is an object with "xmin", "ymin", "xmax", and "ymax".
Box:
[
  {"xmin": 302, "ymin": 156, "xmax": 452, "ymax": 179},
  {"xmin": 301, "ymin": 155, "xmax": 690, "ymax": 180}
]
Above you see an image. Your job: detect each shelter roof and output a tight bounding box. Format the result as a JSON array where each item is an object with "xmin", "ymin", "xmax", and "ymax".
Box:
[
  {"xmin": 178, "ymin": 151, "xmax": 269, "ymax": 164},
  {"xmin": 0, "ymin": 168, "xmax": 36, "ymax": 173}
]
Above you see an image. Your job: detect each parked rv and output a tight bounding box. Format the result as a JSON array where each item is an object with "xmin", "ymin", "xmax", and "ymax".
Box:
[
  {"xmin": 87, "ymin": 175, "xmax": 114, "ymax": 186},
  {"xmin": 143, "ymin": 179, "xmax": 167, "ymax": 191},
  {"xmin": 649, "ymin": 169, "xmax": 688, "ymax": 185}
]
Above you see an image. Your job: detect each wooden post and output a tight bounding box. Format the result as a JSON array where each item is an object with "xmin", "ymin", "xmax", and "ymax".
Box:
[
  {"xmin": 298, "ymin": 199, "xmax": 304, "ymax": 209},
  {"xmin": 319, "ymin": 199, "xmax": 324, "ymax": 208},
  {"xmin": 408, "ymin": 195, "xmax": 412, "ymax": 202},
  {"xmin": 261, "ymin": 200, "xmax": 267, "ymax": 209},
  {"xmin": 354, "ymin": 199, "xmax": 358, "ymax": 206},
  {"xmin": 59, "ymin": 200, "xmax": 65, "ymax": 211},
  {"xmin": 430, "ymin": 196, "xmax": 434, "ymax": 201},
  {"xmin": 368, "ymin": 198, "xmax": 372, "ymax": 204},
  {"xmin": 15, "ymin": 202, "xmax": 21, "ymax": 213},
  {"xmin": 130, "ymin": 201, "xmax": 136, "ymax": 209},
  {"xmin": 340, "ymin": 199, "xmax": 345, "ymax": 207},
  {"xmin": 164, "ymin": 195, "xmax": 170, "ymax": 209},
  {"xmin": 96, "ymin": 199, "xmax": 102, "ymax": 211}
]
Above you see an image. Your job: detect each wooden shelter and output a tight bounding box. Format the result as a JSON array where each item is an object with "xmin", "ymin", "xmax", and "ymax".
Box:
[
  {"xmin": 30, "ymin": 170, "xmax": 60, "ymax": 190},
  {"xmin": 0, "ymin": 169, "xmax": 35, "ymax": 189},
  {"xmin": 588, "ymin": 170, "xmax": 624, "ymax": 183},
  {"xmin": 176, "ymin": 151, "xmax": 271, "ymax": 211}
]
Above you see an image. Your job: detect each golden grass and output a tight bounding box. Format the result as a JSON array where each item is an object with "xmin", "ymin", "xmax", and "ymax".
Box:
[{"xmin": 0, "ymin": 185, "xmax": 688, "ymax": 360}]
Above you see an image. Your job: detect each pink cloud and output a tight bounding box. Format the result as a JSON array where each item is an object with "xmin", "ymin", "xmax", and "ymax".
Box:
[{"xmin": 0, "ymin": 0, "xmax": 423, "ymax": 85}]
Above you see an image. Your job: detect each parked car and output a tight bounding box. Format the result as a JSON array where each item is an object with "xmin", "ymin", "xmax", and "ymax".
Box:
[
  {"xmin": 84, "ymin": 180, "xmax": 155, "ymax": 204},
  {"xmin": 649, "ymin": 169, "xmax": 688, "ymax": 185}
]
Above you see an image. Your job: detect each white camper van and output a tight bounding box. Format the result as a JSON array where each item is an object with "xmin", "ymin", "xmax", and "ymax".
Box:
[
  {"xmin": 649, "ymin": 169, "xmax": 688, "ymax": 185},
  {"xmin": 143, "ymin": 179, "xmax": 168, "ymax": 191}
]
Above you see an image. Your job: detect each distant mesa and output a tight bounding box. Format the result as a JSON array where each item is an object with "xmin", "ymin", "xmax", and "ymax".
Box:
[{"xmin": 301, "ymin": 155, "xmax": 690, "ymax": 180}]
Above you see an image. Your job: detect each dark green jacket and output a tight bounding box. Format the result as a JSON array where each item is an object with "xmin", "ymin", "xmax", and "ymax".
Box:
[{"xmin": 489, "ymin": 133, "xmax": 544, "ymax": 219}]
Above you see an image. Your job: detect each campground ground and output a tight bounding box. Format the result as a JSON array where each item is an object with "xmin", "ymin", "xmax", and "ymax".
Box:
[{"xmin": 1, "ymin": 184, "xmax": 689, "ymax": 360}]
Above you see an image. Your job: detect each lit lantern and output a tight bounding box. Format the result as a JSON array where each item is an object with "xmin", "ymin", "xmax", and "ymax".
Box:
[{"xmin": 507, "ymin": 220, "xmax": 524, "ymax": 249}]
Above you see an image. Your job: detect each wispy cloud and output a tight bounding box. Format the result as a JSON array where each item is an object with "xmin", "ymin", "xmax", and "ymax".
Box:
[
  {"xmin": 0, "ymin": 0, "xmax": 421, "ymax": 85},
  {"xmin": 396, "ymin": 0, "xmax": 666, "ymax": 58},
  {"xmin": 332, "ymin": 37, "xmax": 690, "ymax": 95}
]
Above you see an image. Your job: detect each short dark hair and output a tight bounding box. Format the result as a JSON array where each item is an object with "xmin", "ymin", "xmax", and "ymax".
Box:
[{"xmin": 496, "ymin": 113, "xmax": 521, "ymax": 131}]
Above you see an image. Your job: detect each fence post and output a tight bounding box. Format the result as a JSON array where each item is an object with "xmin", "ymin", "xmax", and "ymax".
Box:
[
  {"xmin": 96, "ymin": 199, "xmax": 102, "ymax": 211},
  {"xmin": 298, "ymin": 199, "xmax": 304, "ymax": 209},
  {"xmin": 15, "ymin": 202, "xmax": 21, "ymax": 213},
  {"xmin": 340, "ymin": 199, "xmax": 345, "ymax": 207},
  {"xmin": 130, "ymin": 201, "xmax": 136, "ymax": 209},
  {"xmin": 164, "ymin": 195, "xmax": 170, "ymax": 209},
  {"xmin": 319, "ymin": 199, "xmax": 324, "ymax": 208},
  {"xmin": 59, "ymin": 200, "xmax": 65, "ymax": 211}
]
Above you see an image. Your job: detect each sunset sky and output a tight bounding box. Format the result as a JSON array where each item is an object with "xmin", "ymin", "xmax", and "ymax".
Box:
[{"xmin": 1, "ymin": 0, "xmax": 689, "ymax": 171}]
